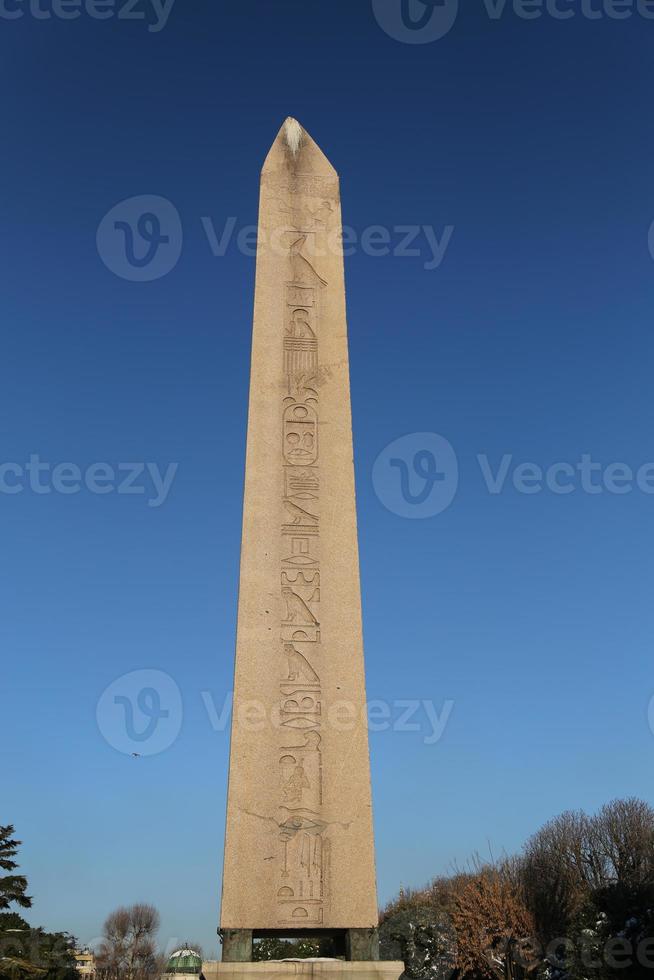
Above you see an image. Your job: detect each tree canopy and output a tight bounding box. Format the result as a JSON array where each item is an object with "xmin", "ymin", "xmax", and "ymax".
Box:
[
  {"xmin": 381, "ymin": 798, "xmax": 654, "ymax": 980},
  {"xmin": 0, "ymin": 827, "xmax": 31, "ymax": 913}
]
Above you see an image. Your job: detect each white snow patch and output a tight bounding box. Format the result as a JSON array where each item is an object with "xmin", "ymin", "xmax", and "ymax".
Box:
[{"xmin": 284, "ymin": 117, "xmax": 303, "ymax": 156}]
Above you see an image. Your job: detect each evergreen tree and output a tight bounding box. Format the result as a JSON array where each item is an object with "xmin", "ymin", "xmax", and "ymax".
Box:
[{"xmin": 0, "ymin": 827, "xmax": 31, "ymax": 912}]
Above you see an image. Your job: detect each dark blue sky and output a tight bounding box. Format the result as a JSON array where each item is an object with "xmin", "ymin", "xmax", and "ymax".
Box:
[{"xmin": 3, "ymin": 0, "xmax": 654, "ymax": 956}]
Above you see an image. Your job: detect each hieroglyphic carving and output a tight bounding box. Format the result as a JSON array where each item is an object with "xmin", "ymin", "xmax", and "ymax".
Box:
[
  {"xmin": 283, "ymin": 403, "xmax": 318, "ymax": 466},
  {"xmin": 275, "ymin": 213, "xmax": 330, "ymax": 927},
  {"xmin": 272, "ymin": 192, "xmax": 335, "ymax": 232},
  {"xmin": 284, "ymin": 643, "xmax": 320, "ymax": 683},
  {"xmin": 284, "ymin": 308, "xmax": 318, "ymax": 382},
  {"xmin": 290, "ymin": 235, "xmax": 328, "ymax": 288},
  {"xmin": 261, "ymin": 171, "xmax": 340, "ymax": 210}
]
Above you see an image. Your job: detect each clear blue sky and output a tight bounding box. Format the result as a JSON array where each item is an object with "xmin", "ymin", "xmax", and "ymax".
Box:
[{"xmin": 2, "ymin": 0, "xmax": 654, "ymax": 958}]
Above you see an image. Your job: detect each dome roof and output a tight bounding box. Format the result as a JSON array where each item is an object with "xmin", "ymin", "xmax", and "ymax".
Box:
[{"xmin": 165, "ymin": 948, "xmax": 202, "ymax": 974}]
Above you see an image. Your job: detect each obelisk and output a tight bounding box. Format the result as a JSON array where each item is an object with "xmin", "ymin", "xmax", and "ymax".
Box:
[{"xmin": 218, "ymin": 120, "xmax": 398, "ymax": 977}]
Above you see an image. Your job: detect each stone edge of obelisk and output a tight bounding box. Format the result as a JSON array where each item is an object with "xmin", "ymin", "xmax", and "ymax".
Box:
[
  {"xmin": 261, "ymin": 116, "xmax": 338, "ymax": 178},
  {"xmin": 202, "ymin": 963, "xmax": 404, "ymax": 980}
]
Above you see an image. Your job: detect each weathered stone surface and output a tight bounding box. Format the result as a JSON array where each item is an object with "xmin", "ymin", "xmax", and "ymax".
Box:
[
  {"xmin": 203, "ymin": 962, "xmax": 403, "ymax": 980},
  {"xmin": 219, "ymin": 119, "xmax": 378, "ymax": 933}
]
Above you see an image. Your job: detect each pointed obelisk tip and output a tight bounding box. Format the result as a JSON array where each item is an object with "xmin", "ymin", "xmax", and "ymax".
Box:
[
  {"xmin": 283, "ymin": 116, "xmax": 304, "ymax": 157},
  {"xmin": 261, "ymin": 116, "xmax": 338, "ymax": 178}
]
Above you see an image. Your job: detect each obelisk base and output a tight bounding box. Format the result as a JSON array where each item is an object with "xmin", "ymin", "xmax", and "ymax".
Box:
[
  {"xmin": 202, "ymin": 962, "xmax": 404, "ymax": 980},
  {"xmin": 219, "ymin": 931, "xmax": 380, "ymax": 964}
]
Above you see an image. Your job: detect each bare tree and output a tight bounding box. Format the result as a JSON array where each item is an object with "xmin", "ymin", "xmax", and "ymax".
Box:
[
  {"xmin": 589, "ymin": 797, "xmax": 654, "ymax": 888},
  {"xmin": 521, "ymin": 809, "xmax": 593, "ymax": 943},
  {"xmin": 96, "ymin": 905, "xmax": 161, "ymax": 980}
]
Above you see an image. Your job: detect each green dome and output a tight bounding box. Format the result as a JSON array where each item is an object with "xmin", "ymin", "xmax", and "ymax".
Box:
[{"xmin": 165, "ymin": 948, "xmax": 202, "ymax": 975}]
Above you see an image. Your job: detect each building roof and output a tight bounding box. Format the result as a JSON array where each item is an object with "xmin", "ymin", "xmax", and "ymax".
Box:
[{"xmin": 164, "ymin": 948, "xmax": 202, "ymax": 975}]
